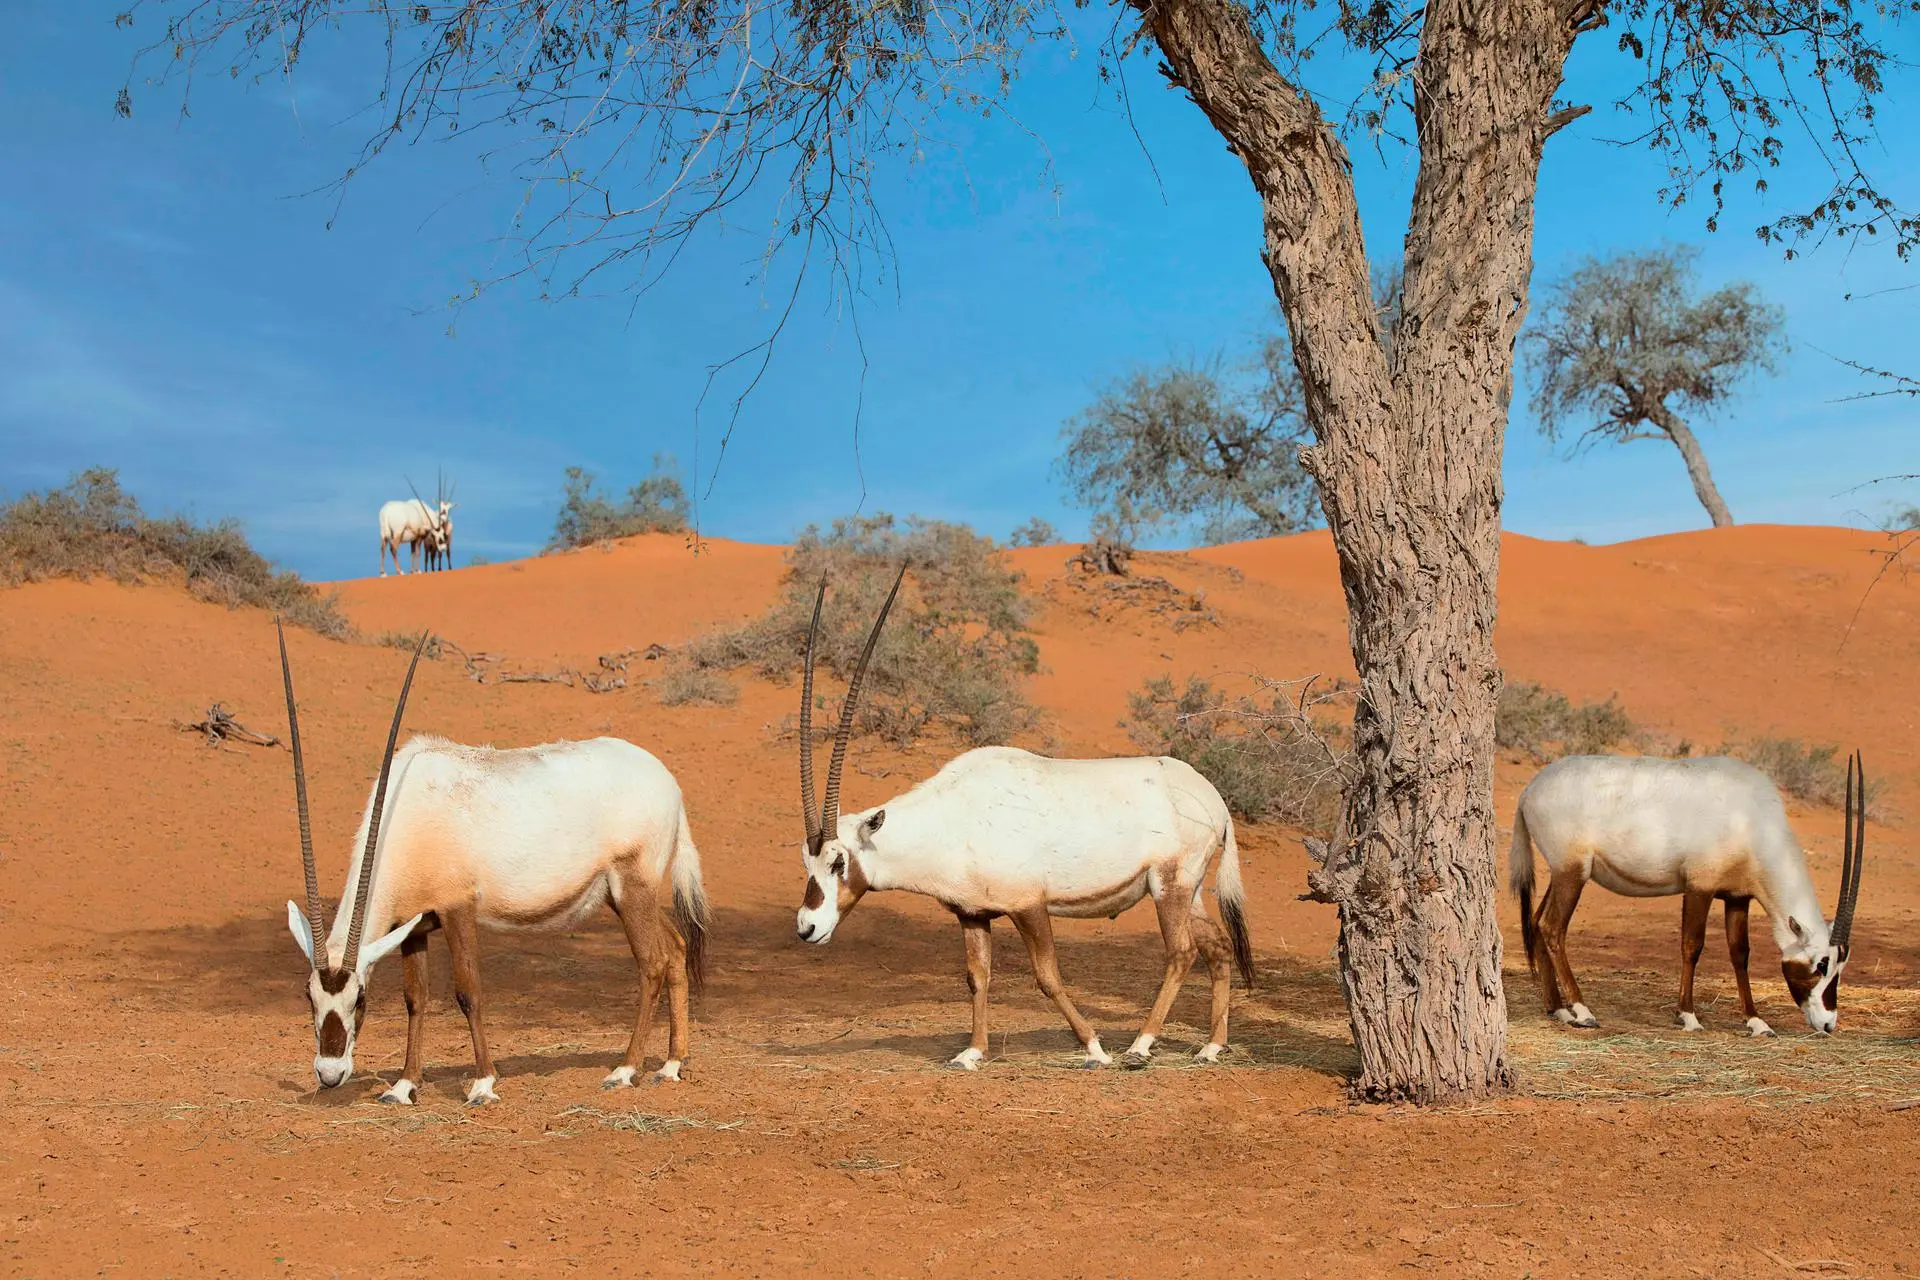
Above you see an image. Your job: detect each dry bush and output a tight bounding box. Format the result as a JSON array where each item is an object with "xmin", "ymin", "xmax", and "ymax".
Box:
[
  {"xmin": 684, "ymin": 513, "xmax": 1037, "ymax": 746},
  {"xmin": 0, "ymin": 468, "xmax": 348, "ymax": 637},
  {"xmin": 1123, "ymin": 674, "xmax": 1348, "ymax": 831},
  {"xmin": 652, "ymin": 663, "xmax": 739, "ymax": 708},
  {"xmin": 1497, "ymin": 681, "xmax": 1640, "ymax": 763},
  {"xmin": 1722, "ymin": 736, "xmax": 1884, "ymax": 816},
  {"xmin": 546, "ymin": 457, "xmax": 690, "ymax": 551}
]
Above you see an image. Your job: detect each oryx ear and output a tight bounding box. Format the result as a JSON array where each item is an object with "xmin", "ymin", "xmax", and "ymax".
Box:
[
  {"xmin": 356, "ymin": 914, "xmax": 423, "ymax": 975},
  {"xmin": 287, "ymin": 901, "xmax": 317, "ymax": 964},
  {"xmin": 860, "ymin": 809, "xmax": 886, "ymax": 837}
]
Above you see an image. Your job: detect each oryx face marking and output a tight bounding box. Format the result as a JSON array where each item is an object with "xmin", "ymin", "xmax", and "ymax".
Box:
[
  {"xmin": 795, "ymin": 822, "xmax": 877, "ymax": 944},
  {"xmin": 306, "ymin": 966, "xmax": 368, "ymax": 1087},
  {"xmin": 1781, "ymin": 947, "xmax": 1845, "ymax": 1035}
]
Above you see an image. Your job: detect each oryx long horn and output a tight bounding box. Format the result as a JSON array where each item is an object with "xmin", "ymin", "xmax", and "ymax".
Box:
[
  {"xmin": 341, "ymin": 629, "xmax": 430, "ymax": 972},
  {"xmin": 277, "ymin": 618, "xmax": 326, "ymax": 970},
  {"xmin": 819, "ymin": 563, "xmax": 908, "ymax": 838},
  {"xmin": 800, "ymin": 575, "xmax": 827, "ymax": 847},
  {"xmin": 1832, "ymin": 752, "xmax": 1865, "ymax": 952}
]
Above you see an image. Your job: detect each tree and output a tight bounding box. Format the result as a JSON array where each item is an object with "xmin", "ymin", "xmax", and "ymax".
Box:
[
  {"xmin": 1525, "ymin": 246, "xmax": 1785, "ymax": 528},
  {"xmin": 1058, "ymin": 349, "xmax": 1318, "ymax": 545},
  {"xmin": 122, "ymin": 0, "xmax": 1914, "ymax": 1103},
  {"xmin": 1007, "ymin": 517, "xmax": 1058, "ymax": 547}
]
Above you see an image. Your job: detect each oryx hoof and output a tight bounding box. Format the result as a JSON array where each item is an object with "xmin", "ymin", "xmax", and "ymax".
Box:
[
  {"xmin": 464, "ymin": 1076, "xmax": 499, "ymax": 1107},
  {"xmin": 379, "ymin": 1080, "xmax": 417, "ymax": 1106},
  {"xmin": 602, "ymin": 1066, "xmax": 638, "ymax": 1091},
  {"xmin": 1120, "ymin": 1051, "xmax": 1152, "ymax": 1071},
  {"xmin": 947, "ymin": 1050, "xmax": 984, "ymax": 1072},
  {"xmin": 1676, "ymin": 1012, "xmax": 1704, "ymax": 1033},
  {"xmin": 650, "ymin": 1060, "xmax": 683, "ymax": 1085},
  {"xmin": 1746, "ymin": 1017, "xmax": 1777, "ymax": 1039},
  {"xmin": 1193, "ymin": 1043, "xmax": 1226, "ymax": 1065}
]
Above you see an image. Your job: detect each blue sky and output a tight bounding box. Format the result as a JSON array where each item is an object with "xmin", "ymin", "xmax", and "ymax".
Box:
[{"xmin": 1, "ymin": 3, "xmax": 1914, "ymax": 582}]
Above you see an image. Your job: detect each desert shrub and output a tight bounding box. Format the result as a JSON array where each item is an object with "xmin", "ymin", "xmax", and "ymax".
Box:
[
  {"xmin": 1123, "ymin": 674, "xmax": 1347, "ymax": 831},
  {"xmin": 0, "ymin": 467, "xmax": 348, "ymax": 637},
  {"xmin": 1497, "ymin": 681, "xmax": 1639, "ymax": 763},
  {"xmin": 683, "ymin": 513, "xmax": 1037, "ymax": 745},
  {"xmin": 1722, "ymin": 736, "xmax": 1883, "ymax": 815},
  {"xmin": 1888, "ymin": 504, "xmax": 1920, "ymax": 533},
  {"xmin": 652, "ymin": 663, "xmax": 739, "ymax": 708},
  {"xmin": 547, "ymin": 456, "xmax": 690, "ymax": 551},
  {"xmin": 1008, "ymin": 516, "xmax": 1058, "ymax": 547}
]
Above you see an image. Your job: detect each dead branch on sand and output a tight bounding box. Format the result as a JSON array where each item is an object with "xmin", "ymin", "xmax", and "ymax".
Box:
[{"xmin": 176, "ymin": 703, "xmax": 281, "ymax": 749}]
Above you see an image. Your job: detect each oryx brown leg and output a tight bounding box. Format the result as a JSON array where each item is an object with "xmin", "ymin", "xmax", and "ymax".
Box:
[
  {"xmin": 1676, "ymin": 890, "xmax": 1711, "ymax": 1031},
  {"xmin": 1538, "ymin": 868, "xmax": 1598, "ymax": 1028},
  {"xmin": 1188, "ymin": 910, "xmax": 1234, "ymax": 1063},
  {"xmin": 604, "ymin": 875, "xmax": 668, "ymax": 1088},
  {"xmin": 659, "ymin": 915, "xmax": 691, "ymax": 1083},
  {"xmin": 949, "ymin": 913, "xmax": 993, "ymax": 1071},
  {"xmin": 1124, "ymin": 887, "xmax": 1201, "ymax": 1068},
  {"xmin": 443, "ymin": 903, "xmax": 498, "ymax": 1104},
  {"xmin": 1724, "ymin": 895, "xmax": 1774, "ymax": 1037},
  {"xmin": 380, "ymin": 928, "xmax": 432, "ymax": 1105},
  {"xmin": 1008, "ymin": 907, "xmax": 1111, "ymax": 1068},
  {"xmin": 1529, "ymin": 892, "xmax": 1567, "ymax": 1015}
]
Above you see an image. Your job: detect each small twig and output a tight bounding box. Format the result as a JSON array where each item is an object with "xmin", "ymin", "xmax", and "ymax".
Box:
[{"xmin": 176, "ymin": 703, "xmax": 280, "ymax": 749}]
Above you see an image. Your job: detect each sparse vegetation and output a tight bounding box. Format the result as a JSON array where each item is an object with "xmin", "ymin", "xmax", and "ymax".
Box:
[
  {"xmin": 1888, "ymin": 504, "xmax": 1920, "ymax": 533},
  {"xmin": 547, "ymin": 456, "xmax": 690, "ymax": 551},
  {"xmin": 652, "ymin": 663, "xmax": 739, "ymax": 708},
  {"xmin": 1722, "ymin": 736, "xmax": 1883, "ymax": 816},
  {"xmin": 1008, "ymin": 517, "xmax": 1058, "ymax": 547},
  {"xmin": 683, "ymin": 513, "xmax": 1037, "ymax": 746},
  {"xmin": 0, "ymin": 467, "xmax": 348, "ymax": 637},
  {"xmin": 1496, "ymin": 681, "xmax": 1641, "ymax": 763},
  {"xmin": 1123, "ymin": 674, "xmax": 1347, "ymax": 831}
]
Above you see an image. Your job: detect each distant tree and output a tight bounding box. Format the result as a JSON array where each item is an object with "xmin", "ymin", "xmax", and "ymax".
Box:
[
  {"xmin": 1524, "ymin": 246, "xmax": 1786, "ymax": 529},
  {"xmin": 548, "ymin": 455, "xmax": 691, "ymax": 551},
  {"xmin": 1058, "ymin": 345, "xmax": 1318, "ymax": 546},
  {"xmin": 1007, "ymin": 516, "xmax": 1058, "ymax": 547}
]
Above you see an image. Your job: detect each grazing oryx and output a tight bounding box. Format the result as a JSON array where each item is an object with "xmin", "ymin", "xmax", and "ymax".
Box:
[
  {"xmin": 277, "ymin": 623, "xmax": 708, "ymax": 1105},
  {"xmin": 792, "ymin": 569, "xmax": 1254, "ymax": 1070},
  {"xmin": 1510, "ymin": 753, "xmax": 1866, "ymax": 1036}
]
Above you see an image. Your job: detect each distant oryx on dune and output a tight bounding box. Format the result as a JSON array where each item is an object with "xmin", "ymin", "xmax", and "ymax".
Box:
[
  {"xmin": 1510, "ymin": 752, "xmax": 1867, "ymax": 1036},
  {"xmin": 378, "ymin": 472, "xmax": 454, "ymax": 576},
  {"xmin": 791, "ymin": 567, "xmax": 1254, "ymax": 1071}
]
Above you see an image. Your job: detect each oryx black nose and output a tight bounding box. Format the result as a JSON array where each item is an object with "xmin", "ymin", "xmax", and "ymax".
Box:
[{"xmin": 797, "ymin": 922, "xmax": 817, "ymax": 942}]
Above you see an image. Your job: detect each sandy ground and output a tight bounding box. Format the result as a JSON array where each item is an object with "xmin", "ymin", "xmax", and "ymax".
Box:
[{"xmin": 3, "ymin": 526, "xmax": 1918, "ymax": 1277}]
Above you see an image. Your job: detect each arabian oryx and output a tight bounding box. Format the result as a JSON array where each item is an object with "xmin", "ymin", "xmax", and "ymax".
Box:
[
  {"xmin": 378, "ymin": 473, "xmax": 454, "ymax": 576},
  {"xmin": 276, "ymin": 623, "xmax": 709, "ymax": 1105},
  {"xmin": 792, "ymin": 568, "xmax": 1254, "ymax": 1070},
  {"xmin": 1510, "ymin": 753, "xmax": 1866, "ymax": 1036}
]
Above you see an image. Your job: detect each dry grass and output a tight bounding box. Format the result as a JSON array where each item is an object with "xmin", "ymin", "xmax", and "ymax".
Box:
[
  {"xmin": 652, "ymin": 663, "xmax": 739, "ymax": 708},
  {"xmin": 553, "ymin": 1107, "xmax": 744, "ymax": 1135},
  {"xmin": 546, "ymin": 458, "xmax": 689, "ymax": 551},
  {"xmin": 1497, "ymin": 680, "xmax": 1640, "ymax": 762},
  {"xmin": 1122, "ymin": 674, "xmax": 1348, "ymax": 831},
  {"xmin": 683, "ymin": 513, "xmax": 1038, "ymax": 746},
  {"xmin": 0, "ymin": 468, "xmax": 348, "ymax": 637}
]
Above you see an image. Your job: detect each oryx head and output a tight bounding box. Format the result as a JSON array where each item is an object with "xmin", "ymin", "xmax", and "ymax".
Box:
[
  {"xmin": 1781, "ymin": 752, "xmax": 1866, "ymax": 1035},
  {"xmin": 795, "ymin": 565, "xmax": 906, "ymax": 946},
  {"xmin": 277, "ymin": 621, "xmax": 428, "ymax": 1088}
]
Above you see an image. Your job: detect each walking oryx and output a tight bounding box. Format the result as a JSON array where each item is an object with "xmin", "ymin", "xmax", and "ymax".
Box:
[
  {"xmin": 378, "ymin": 473, "xmax": 454, "ymax": 576},
  {"xmin": 1510, "ymin": 752, "xmax": 1866, "ymax": 1036},
  {"xmin": 792, "ymin": 569, "xmax": 1254, "ymax": 1070},
  {"xmin": 277, "ymin": 623, "xmax": 708, "ymax": 1105}
]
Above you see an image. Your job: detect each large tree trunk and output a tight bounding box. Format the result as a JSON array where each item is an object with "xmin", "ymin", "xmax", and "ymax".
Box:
[
  {"xmin": 1134, "ymin": 0, "xmax": 1585, "ymax": 1101},
  {"xmin": 1652, "ymin": 405, "xmax": 1736, "ymax": 527}
]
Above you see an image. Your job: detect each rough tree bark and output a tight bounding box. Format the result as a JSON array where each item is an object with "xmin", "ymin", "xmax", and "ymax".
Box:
[
  {"xmin": 1650, "ymin": 405, "xmax": 1737, "ymax": 527},
  {"xmin": 1134, "ymin": 0, "xmax": 1589, "ymax": 1100}
]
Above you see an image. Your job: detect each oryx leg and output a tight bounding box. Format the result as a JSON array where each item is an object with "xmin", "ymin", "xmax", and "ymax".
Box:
[
  {"xmin": 409, "ymin": 538, "xmax": 420, "ymax": 573},
  {"xmin": 950, "ymin": 912, "xmax": 993, "ymax": 1071},
  {"xmin": 1724, "ymin": 895, "xmax": 1774, "ymax": 1037},
  {"xmin": 1008, "ymin": 907, "xmax": 1110, "ymax": 1068},
  {"xmin": 1124, "ymin": 886, "xmax": 1201, "ymax": 1068},
  {"xmin": 1188, "ymin": 908, "xmax": 1234, "ymax": 1064},
  {"xmin": 443, "ymin": 903, "xmax": 499, "ymax": 1104},
  {"xmin": 380, "ymin": 926, "xmax": 432, "ymax": 1105},
  {"xmin": 659, "ymin": 914, "xmax": 691, "ymax": 1084},
  {"xmin": 1676, "ymin": 890, "xmax": 1711, "ymax": 1031},
  {"xmin": 604, "ymin": 876, "xmax": 670, "ymax": 1087},
  {"xmin": 1538, "ymin": 868, "xmax": 1598, "ymax": 1028}
]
